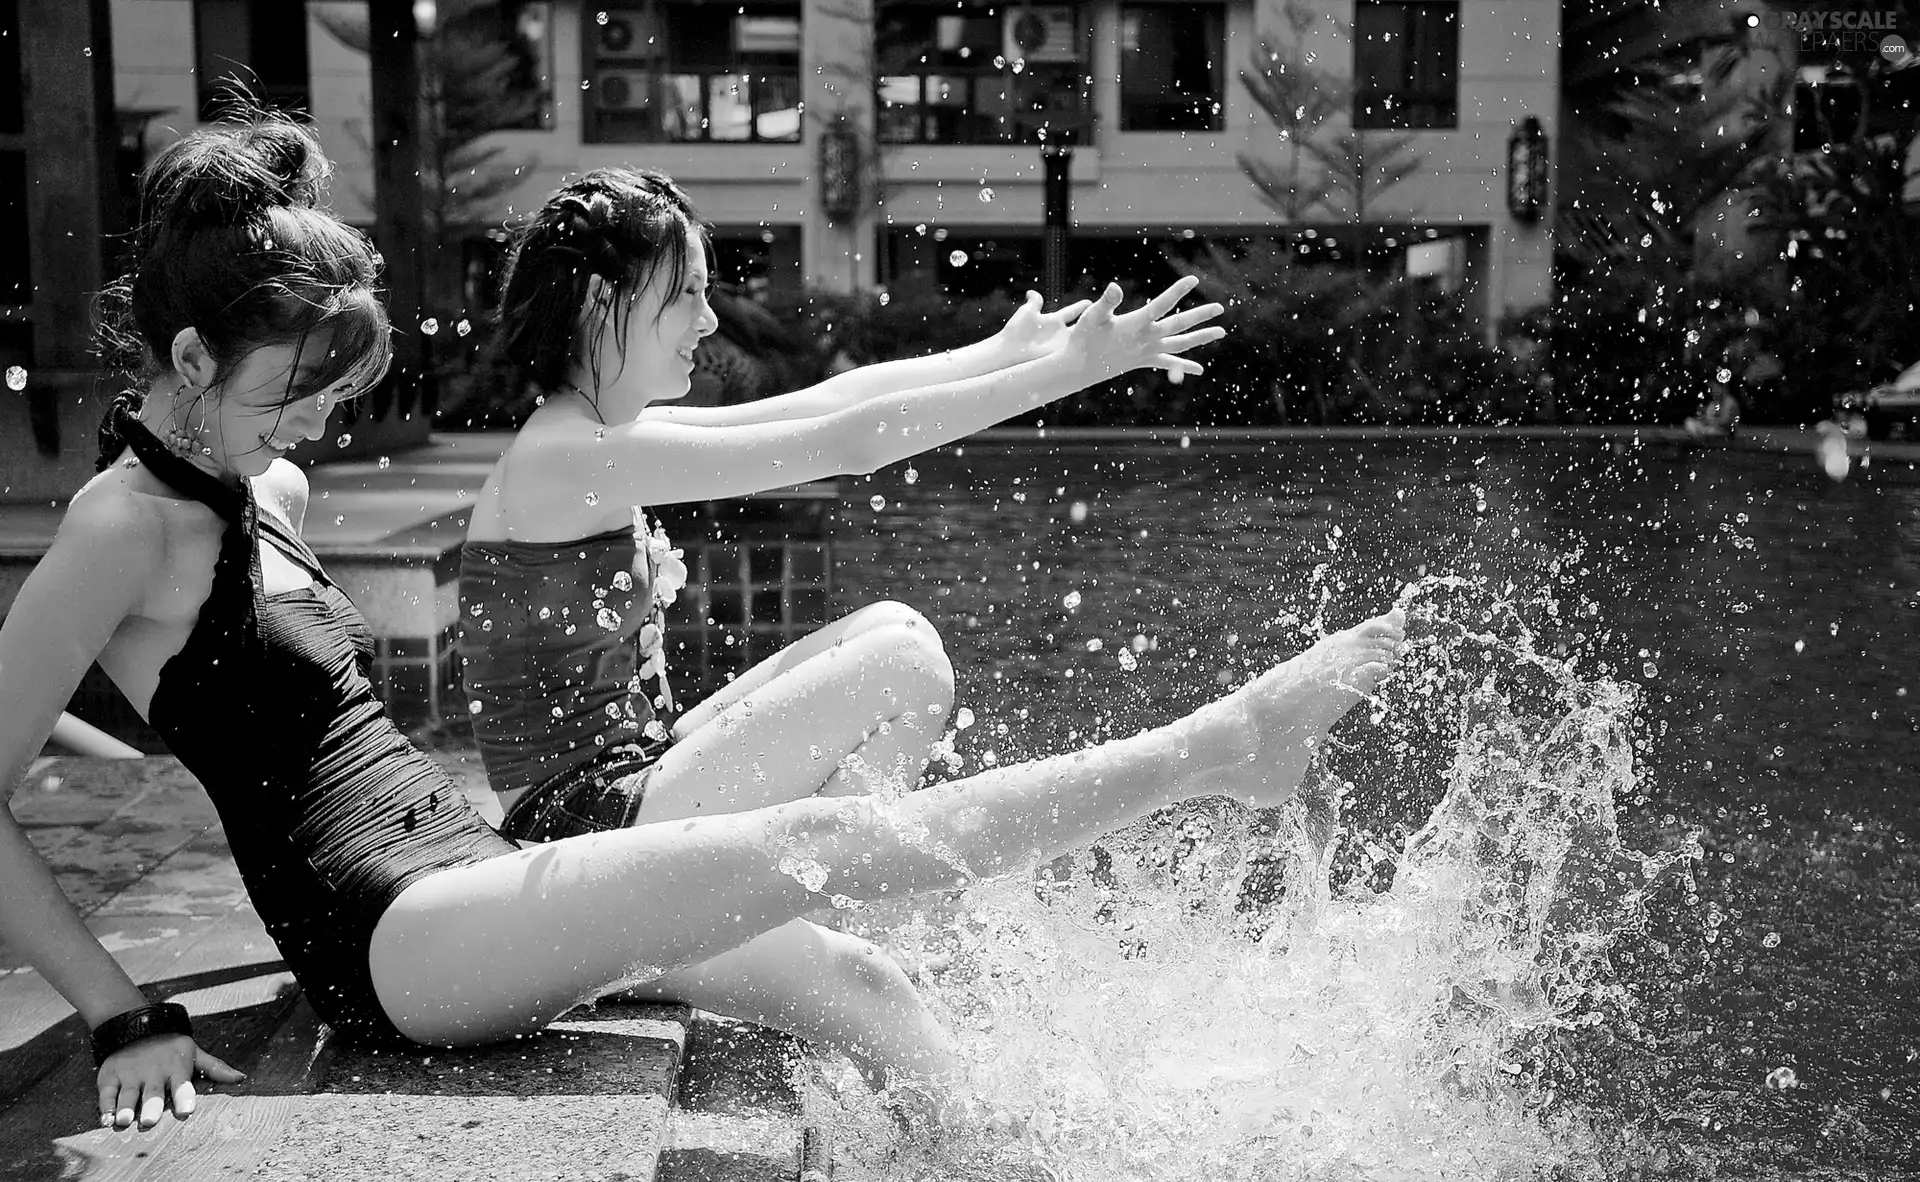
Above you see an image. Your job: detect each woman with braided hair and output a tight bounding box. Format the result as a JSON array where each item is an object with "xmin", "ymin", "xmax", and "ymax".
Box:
[
  {"xmin": 459, "ymin": 167, "xmax": 1406, "ymax": 1088},
  {"xmin": 0, "ymin": 115, "xmax": 1404, "ymax": 1136}
]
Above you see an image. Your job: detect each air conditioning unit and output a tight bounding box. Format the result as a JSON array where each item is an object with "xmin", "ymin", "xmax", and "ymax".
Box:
[
  {"xmin": 595, "ymin": 13, "xmax": 656, "ymax": 62},
  {"xmin": 1003, "ymin": 6, "xmax": 1081, "ymax": 63},
  {"xmin": 595, "ymin": 70, "xmax": 654, "ymax": 111}
]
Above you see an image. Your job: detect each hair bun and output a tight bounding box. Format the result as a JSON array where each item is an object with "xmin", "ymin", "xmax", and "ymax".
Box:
[
  {"xmin": 234, "ymin": 119, "xmax": 327, "ymax": 208},
  {"xmin": 143, "ymin": 114, "xmax": 330, "ymax": 248}
]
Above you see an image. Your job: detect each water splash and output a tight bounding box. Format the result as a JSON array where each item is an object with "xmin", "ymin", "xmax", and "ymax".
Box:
[{"xmin": 821, "ymin": 578, "xmax": 1699, "ymax": 1180}]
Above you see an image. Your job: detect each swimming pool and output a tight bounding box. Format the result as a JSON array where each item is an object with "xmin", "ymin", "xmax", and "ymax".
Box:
[{"xmin": 815, "ymin": 436, "xmax": 1919, "ymax": 1179}]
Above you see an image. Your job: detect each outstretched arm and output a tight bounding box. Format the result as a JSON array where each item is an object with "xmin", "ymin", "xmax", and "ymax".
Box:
[
  {"xmin": 644, "ymin": 290, "xmax": 1092, "ymax": 428},
  {"xmin": 519, "ymin": 278, "xmax": 1224, "ymax": 507}
]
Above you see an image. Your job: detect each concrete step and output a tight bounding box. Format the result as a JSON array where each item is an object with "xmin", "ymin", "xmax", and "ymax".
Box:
[{"xmin": 658, "ymin": 1018, "xmax": 832, "ymax": 1182}]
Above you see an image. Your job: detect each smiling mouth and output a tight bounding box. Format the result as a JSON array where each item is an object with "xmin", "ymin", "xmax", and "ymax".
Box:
[{"xmin": 264, "ymin": 436, "xmax": 301, "ymax": 453}]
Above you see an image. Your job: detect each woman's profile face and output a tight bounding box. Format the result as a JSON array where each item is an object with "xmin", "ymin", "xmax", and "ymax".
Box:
[
  {"xmin": 187, "ymin": 335, "xmax": 365, "ymax": 478},
  {"xmin": 600, "ymin": 221, "xmax": 719, "ymax": 408}
]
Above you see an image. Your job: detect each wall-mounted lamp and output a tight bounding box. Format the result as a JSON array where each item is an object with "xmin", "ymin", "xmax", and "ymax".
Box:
[{"xmin": 1506, "ymin": 115, "xmax": 1549, "ymax": 222}]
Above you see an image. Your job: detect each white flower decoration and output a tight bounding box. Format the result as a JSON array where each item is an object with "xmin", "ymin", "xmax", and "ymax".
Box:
[{"xmin": 646, "ymin": 523, "xmax": 687, "ymax": 609}]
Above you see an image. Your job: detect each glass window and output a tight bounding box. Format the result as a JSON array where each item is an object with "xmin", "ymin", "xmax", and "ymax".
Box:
[
  {"xmin": 1119, "ymin": 4, "xmax": 1225, "ymax": 132},
  {"xmin": 1, "ymin": 147, "xmax": 27, "ymax": 308},
  {"xmin": 195, "ymin": 0, "xmax": 311, "ymax": 118},
  {"xmin": 1352, "ymin": 1, "xmax": 1458, "ymax": 130},
  {"xmin": 875, "ymin": 0, "xmax": 1088, "ymax": 145},
  {"xmin": 1, "ymin": 0, "xmax": 22, "ymax": 136},
  {"xmin": 585, "ymin": 2, "xmax": 801, "ymax": 144}
]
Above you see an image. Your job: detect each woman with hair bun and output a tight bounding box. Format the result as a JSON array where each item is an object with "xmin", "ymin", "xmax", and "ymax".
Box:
[
  {"xmin": 460, "ymin": 168, "xmax": 1405, "ymax": 1088},
  {"xmin": 0, "ymin": 118, "xmax": 1402, "ymax": 1139}
]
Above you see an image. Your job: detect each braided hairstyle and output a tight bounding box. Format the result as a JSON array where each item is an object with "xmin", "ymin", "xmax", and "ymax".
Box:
[
  {"xmin": 493, "ymin": 168, "xmax": 713, "ymax": 398},
  {"xmin": 93, "ymin": 108, "xmax": 393, "ymax": 470}
]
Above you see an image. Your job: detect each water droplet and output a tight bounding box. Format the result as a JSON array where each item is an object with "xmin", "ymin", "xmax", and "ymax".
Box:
[
  {"xmin": 1793, "ymin": 639, "xmax": 1805, "ymax": 653},
  {"xmin": 955, "ymin": 707, "xmax": 976, "ymax": 730},
  {"xmin": 333, "ymin": 515, "xmax": 344, "ymax": 526},
  {"xmin": 336, "ymin": 433, "xmax": 353, "ymax": 448},
  {"xmin": 420, "ymin": 318, "xmax": 440, "ymax": 336},
  {"xmin": 1085, "ymin": 638, "xmax": 1104, "ymax": 652},
  {"xmin": 1118, "ymin": 649, "xmax": 1138, "ymax": 672},
  {"xmin": 1643, "ymin": 662, "xmax": 1658, "ymax": 679},
  {"xmin": 1761, "ymin": 932, "xmax": 1781, "ymax": 948},
  {"xmin": 949, "ymin": 250, "xmax": 969, "ymax": 267},
  {"xmin": 551, "ymin": 706, "xmax": 564, "ymax": 719},
  {"xmin": 4, "ymin": 366, "xmax": 26, "ymax": 392},
  {"xmin": 597, "ymin": 608, "xmax": 622, "ymax": 631},
  {"xmin": 869, "ymin": 494, "xmax": 886, "ymax": 511},
  {"xmin": 1069, "ymin": 501, "xmax": 1088, "ymax": 523},
  {"xmin": 978, "ymin": 187, "xmax": 995, "ymax": 203},
  {"xmin": 378, "ymin": 455, "xmax": 391, "ymax": 470},
  {"xmin": 456, "ymin": 319, "xmax": 473, "ymax": 337},
  {"xmin": 1764, "ymin": 1066, "xmax": 1799, "ymax": 1090},
  {"xmin": 1062, "ymin": 591, "xmax": 1082, "ymax": 611},
  {"xmin": 585, "ymin": 492, "xmax": 600, "ymax": 506},
  {"xmin": 468, "ymin": 700, "xmax": 483, "ymax": 715},
  {"xmin": 611, "ymin": 571, "xmax": 633, "ymax": 592}
]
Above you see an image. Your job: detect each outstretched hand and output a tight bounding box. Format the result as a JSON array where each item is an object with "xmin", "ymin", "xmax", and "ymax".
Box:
[
  {"xmin": 992, "ymin": 290, "xmax": 1095, "ymax": 366},
  {"xmin": 1051, "ymin": 276, "xmax": 1225, "ymax": 390}
]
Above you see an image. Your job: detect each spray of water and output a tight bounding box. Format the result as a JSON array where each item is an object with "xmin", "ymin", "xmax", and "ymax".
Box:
[{"xmin": 817, "ymin": 578, "xmax": 1701, "ymax": 1181}]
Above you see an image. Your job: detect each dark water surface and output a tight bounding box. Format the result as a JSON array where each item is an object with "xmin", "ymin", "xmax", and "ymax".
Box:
[{"xmin": 826, "ymin": 437, "xmax": 1920, "ymax": 1177}]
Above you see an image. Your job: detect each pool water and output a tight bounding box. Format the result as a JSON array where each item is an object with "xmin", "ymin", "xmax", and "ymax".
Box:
[{"xmin": 810, "ymin": 438, "xmax": 1919, "ymax": 1180}]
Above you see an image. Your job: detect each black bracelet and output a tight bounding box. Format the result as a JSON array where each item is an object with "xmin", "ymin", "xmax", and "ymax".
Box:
[{"xmin": 90, "ymin": 1002, "xmax": 193, "ymax": 1066}]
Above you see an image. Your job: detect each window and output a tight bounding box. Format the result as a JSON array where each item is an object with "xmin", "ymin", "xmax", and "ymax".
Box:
[
  {"xmin": 1352, "ymin": 1, "xmax": 1457, "ymax": 130},
  {"xmin": 2, "ymin": 0, "xmax": 27, "ymax": 311},
  {"xmin": 1792, "ymin": 71, "xmax": 1863, "ymax": 152},
  {"xmin": 195, "ymin": 0, "xmax": 311, "ymax": 118},
  {"xmin": 1, "ymin": 0, "xmax": 20, "ymax": 136},
  {"xmin": 585, "ymin": 2, "xmax": 801, "ymax": 144},
  {"xmin": 1119, "ymin": 4, "xmax": 1225, "ymax": 132},
  {"xmin": 875, "ymin": 1, "xmax": 1088, "ymax": 145}
]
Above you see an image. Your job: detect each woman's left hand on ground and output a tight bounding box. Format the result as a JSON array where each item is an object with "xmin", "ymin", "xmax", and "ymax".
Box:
[{"xmin": 993, "ymin": 290, "xmax": 1094, "ymax": 366}]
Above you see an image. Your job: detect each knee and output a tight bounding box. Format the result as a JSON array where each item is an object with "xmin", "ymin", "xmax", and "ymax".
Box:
[
  {"xmin": 846, "ymin": 616, "xmax": 954, "ymax": 715},
  {"xmin": 816, "ymin": 928, "xmax": 917, "ymax": 1003},
  {"xmin": 846, "ymin": 601, "xmax": 947, "ymax": 654}
]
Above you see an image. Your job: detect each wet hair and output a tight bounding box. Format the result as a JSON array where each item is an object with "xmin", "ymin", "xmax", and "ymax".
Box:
[
  {"xmin": 93, "ymin": 107, "xmax": 393, "ymax": 470},
  {"xmin": 493, "ymin": 167, "xmax": 713, "ymax": 398}
]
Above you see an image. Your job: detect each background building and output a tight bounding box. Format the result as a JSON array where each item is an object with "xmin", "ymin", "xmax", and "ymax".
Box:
[{"xmin": 107, "ymin": 0, "xmax": 1558, "ymax": 325}]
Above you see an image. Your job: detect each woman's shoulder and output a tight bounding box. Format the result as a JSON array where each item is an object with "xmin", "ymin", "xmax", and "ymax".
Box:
[
  {"xmin": 253, "ymin": 458, "xmax": 310, "ymax": 532},
  {"xmin": 52, "ymin": 470, "xmax": 179, "ymax": 573}
]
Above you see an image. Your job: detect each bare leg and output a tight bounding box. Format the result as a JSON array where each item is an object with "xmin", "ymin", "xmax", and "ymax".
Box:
[
  {"xmin": 669, "ymin": 601, "xmax": 950, "ymax": 743},
  {"xmin": 369, "ymin": 610, "xmax": 1406, "ymax": 1050},
  {"xmin": 638, "ymin": 604, "xmax": 954, "ymax": 822},
  {"xmin": 619, "ymin": 919, "xmax": 957, "ymax": 1085}
]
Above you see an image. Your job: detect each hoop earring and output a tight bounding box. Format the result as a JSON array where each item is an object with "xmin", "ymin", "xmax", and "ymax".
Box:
[{"xmin": 164, "ymin": 383, "xmax": 213, "ymax": 459}]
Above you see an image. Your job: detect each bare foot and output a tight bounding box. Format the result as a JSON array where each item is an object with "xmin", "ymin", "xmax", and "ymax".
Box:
[{"xmin": 1179, "ymin": 609, "xmax": 1405, "ymax": 808}]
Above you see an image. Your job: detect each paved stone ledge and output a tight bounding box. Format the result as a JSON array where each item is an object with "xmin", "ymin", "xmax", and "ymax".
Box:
[{"xmin": 1, "ymin": 757, "xmax": 704, "ymax": 1182}]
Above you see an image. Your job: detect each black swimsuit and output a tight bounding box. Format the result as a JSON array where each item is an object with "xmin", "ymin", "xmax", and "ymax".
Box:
[{"xmin": 121, "ymin": 418, "xmax": 516, "ymax": 1043}]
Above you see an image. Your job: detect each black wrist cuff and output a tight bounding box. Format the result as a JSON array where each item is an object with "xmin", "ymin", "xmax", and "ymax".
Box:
[{"xmin": 90, "ymin": 1002, "xmax": 193, "ymax": 1066}]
